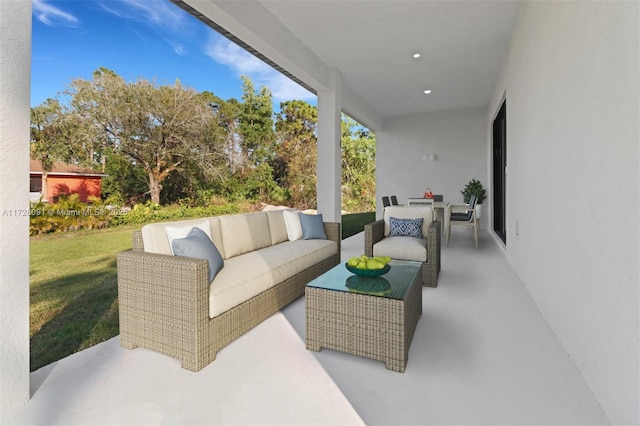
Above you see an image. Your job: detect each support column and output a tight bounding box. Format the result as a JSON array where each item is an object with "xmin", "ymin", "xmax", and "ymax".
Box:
[
  {"xmin": 0, "ymin": 0, "xmax": 32, "ymax": 421},
  {"xmin": 316, "ymin": 69, "xmax": 342, "ymax": 223}
]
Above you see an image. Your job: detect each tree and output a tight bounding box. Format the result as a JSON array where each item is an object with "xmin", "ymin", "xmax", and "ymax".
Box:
[
  {"xmin": 30, "ymin": 98, "xmax": 72, "ymax": 201},
  {"xmin": 238, "ymin": 76, "xmax": 275, "ymax": 166},
  {"xmin": 274, "ymin": 100, "xmax": 318, "ymax": 209},
  {"xmin": 65, "ymin": 68, "xmax": 225, "ymax": 204},
  {"xmin": 341, "ymin": 115, "xmax": 376, "ymax": 212}
]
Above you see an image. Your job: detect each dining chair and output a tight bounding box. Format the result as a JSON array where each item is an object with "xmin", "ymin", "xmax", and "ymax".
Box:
[
  {"xmin": 446, "ymin": 195, "xmax": 479, "ymax": 248},
  {"xmin": 382, "ymin": 196, "xmax": 391, "ymax": 207},
  {"xmin": 390, "ymin": 195, "xmax": 399, "ymax": 205}
]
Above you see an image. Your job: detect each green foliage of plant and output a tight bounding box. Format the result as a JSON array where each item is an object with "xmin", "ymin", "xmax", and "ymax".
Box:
[
  {"xmin": 29, "ymin": 194, "xmax": 112, "ymax": 235},
  {"xmin": 341, "ymin": 115, "xmax": 376, "ymax": 213},
  {"xmin": 109, "ymin": 201, "xmax": 241, "ymax": 226},
  {"xmin": 31, "ymin": 72, "xmax": 377, "ymax": 215},
  {"xmin": 101, "ymin": 149, "xmax": 148, "ymax": 203},
  {"xmin": 461, "ymin": 178, "xmax": 487, "ymax": 204},
  {"xmin": 274, "ymin": 100, "xmax": 318, "ymax": 209},
  {"xmin": 29, "ymin": 197, "xmax": 243, "ymax": 234}
]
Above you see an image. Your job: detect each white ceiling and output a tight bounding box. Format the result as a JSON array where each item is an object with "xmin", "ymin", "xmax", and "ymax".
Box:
[
  {"xmin": 179, "ymin": 0, "xmax": 520, "ymax": 121},
  {"xmin": 260, "ymin": 1, "xmax": 519, "ymax": 118}
]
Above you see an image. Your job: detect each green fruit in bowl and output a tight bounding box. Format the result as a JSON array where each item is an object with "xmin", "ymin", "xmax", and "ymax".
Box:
[
  {"xmin": 367, "ymin": 259, "xmax": 384, "ymax": 270},
  {"xmin": 372, "ymin": 256, "xmax": 391, "ymax": 265},
  {"xmin": 347, "ymin": 257, "xmax": 360, "ymax": 267}
]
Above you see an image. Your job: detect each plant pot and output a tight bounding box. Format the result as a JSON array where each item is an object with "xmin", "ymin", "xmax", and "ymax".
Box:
[{"xmin": 476, "ymin": 204, "xmax": 482, "ymax": 220}]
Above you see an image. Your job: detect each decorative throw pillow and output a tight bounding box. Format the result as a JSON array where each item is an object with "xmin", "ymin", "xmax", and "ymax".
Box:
[
  {"xmin": 283, "ymin": 209, "xmax": 303, "ymax": 241},
  {"xmin": 171, "ymin": 227, "xmax": 224, "ymax": 283},
  {"xmin": 388, "ymin": 217, "xmax": 423, "ymax": 239},
  {"xmin": 298, "ymin": 212, "xmax": 328, "ymax": 240},
  {"xmin": 165, "ymin": 220, "xmax": 213, "ymax": 255}
]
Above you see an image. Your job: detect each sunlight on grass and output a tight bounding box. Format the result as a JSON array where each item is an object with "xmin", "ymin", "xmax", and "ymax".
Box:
[{"xmin": 29, "ymin": 225, "xmax": 139, "ymax": 371}]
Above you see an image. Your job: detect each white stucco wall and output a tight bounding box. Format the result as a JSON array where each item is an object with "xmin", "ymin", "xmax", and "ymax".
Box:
[
  {"xmin": 488, "ymin": 2, "xmax": 639, "ymax": 424},
  {"xmin": 376, "ymin": 107, "xmax": 488, "ymax": 220},
  {"xmin": 0, "ymin": 0, "xmax": 32, "ymax": 420}
]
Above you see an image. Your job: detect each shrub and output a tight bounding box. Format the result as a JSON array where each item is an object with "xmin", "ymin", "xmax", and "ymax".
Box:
[
  {"xmin": 30, "ymin": 196, "xmax": 244, "ymax": 235},
  {"xmin": 30, "ymin": 195, "xmax": 112, "ymax": 235}
]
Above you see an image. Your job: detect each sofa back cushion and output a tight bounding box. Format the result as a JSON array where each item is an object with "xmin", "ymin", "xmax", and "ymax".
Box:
[
  {"xmin": 219, "ymin": 212, "xmax": 272, "ymax": 259},
  {"xmin": 265, "ymin": 210, "xmax": 289, "ymax": 245},
  {"xmin": 383, "ymin": 206, "xmax": 432, "ymax": 237},
  {"xmin": 141, "ymin": 217, "xmax": 225, "ymax": 258}
]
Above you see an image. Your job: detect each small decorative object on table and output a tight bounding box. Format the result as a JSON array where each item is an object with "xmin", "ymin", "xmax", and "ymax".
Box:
[{"xmin": 345, "ymin": 254, "xmax": 392, "ymax": 276}]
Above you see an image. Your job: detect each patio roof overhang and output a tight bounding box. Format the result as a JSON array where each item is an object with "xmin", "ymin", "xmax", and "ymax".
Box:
[{"xmin": 172, "ymin": 0, "xmax": 519, "ymax": 128}]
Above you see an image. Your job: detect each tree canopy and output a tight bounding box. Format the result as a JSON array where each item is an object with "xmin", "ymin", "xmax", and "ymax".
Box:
[{"xmin": 30, "ymin": 68, "xmax": 376, "ymax": 212}]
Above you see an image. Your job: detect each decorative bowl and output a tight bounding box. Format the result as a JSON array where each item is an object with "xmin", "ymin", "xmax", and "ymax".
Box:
[{"xmin": 345, "ymin": 262, "xmax": 391, "ymax": 277}]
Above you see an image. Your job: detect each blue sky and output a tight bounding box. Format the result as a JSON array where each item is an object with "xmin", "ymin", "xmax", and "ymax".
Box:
[{"xmin": 31, "ymin": 0, "xmax": 315, "ymax": 108}]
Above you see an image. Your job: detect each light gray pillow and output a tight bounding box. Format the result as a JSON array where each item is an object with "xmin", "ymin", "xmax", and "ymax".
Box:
[
  {"xmin": 171, "ymin": 227, "xmax": 224, "ymax": 282},
  {"xmin": 298, "ymin": 212, "xmax": 328, "ymax": 240}
]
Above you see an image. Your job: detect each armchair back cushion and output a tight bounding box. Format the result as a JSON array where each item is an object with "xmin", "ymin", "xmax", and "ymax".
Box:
[{"xmin": 383, "ymin": 206, "xmax": 432, "ymax": 237}]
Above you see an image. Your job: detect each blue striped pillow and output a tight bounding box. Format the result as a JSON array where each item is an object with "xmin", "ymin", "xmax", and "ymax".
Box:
[{"xmin": 388, "ymin": 217, "xmax": 423, "ymax": 238}]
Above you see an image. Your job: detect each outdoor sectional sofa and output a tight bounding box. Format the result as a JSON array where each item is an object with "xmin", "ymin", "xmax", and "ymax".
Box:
[{"xmin": 117, "ymin": 209, "xmax": 340, "ymax": 371}]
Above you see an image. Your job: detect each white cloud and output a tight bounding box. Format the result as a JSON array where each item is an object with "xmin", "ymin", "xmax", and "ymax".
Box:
[
  {"xmin": 33, "ymin": 0, "xmax": 79, "ymax": 27},
  {"xmin": 164, "ymin": 38, "xmax": 187, "ymax": 56},
  {"xmin": 204, "ymin": 33, "xmax": 314, "ymax": 102},
  {"xmin": 99, "ymin": 0, "xmax": 185, "ymax": 30},
  {"xmin": 98, "ymin": 0, "xmax": 190, "ymax": 54}
]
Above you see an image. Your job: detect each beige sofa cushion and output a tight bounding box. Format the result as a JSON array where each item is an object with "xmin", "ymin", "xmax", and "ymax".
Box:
[
  {"xmin": 209, "ymin": 239, "xmax": 337, "ymax": 318},
  {"xmin": 219, "ymin": 212, "xmax": 272, "ymax": 259},
  {"xmin": 373, "ymin": 236, "xmax": 427, "ymax": 263},
  {"xmin": 265, "ymin": 210, "xmax": 289, "ymax": 245},
  {"xmin": 282, "ymin": 209, "xmax": 303, "ymax": 241},
  {"xmin": 383, "ymin": 206, "xmax": 432, "ymax": 237},
  {"xmin": 141, "ymin": 217, "xmax": 224, "ymax": 257}
]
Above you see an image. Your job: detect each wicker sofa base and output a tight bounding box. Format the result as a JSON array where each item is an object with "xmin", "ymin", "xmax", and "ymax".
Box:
[
  {"xmin": 119, "ymin": 252, "xmax": 339, "ymax": 371},
  {"xmin": 118, "ymin": 220, "xmax": 341, "ymax": 372}
]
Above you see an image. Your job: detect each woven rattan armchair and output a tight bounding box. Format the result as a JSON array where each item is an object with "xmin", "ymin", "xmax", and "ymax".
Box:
[{"xmin": 364, "ymin": 208, "xmax": 441, "ymax": 287}]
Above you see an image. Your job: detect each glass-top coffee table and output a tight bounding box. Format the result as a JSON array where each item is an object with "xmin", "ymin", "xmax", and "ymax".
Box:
[{"xmin": 305, "ymin": 260, "xmax": 422, "ymax": 372}]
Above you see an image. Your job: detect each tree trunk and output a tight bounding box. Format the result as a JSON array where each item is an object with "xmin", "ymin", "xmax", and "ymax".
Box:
[
  {"xmin": 41, "ymin": 171, "xmax": 48, "ymax": 202},
  {"xmin": 148, "ymin": 172, "xmax": 162, "ymax": 204}
]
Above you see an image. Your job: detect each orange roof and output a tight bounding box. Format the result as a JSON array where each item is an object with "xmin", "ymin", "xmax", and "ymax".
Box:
[{"xmin": 30, "ymin": 159, "xmax": 106, "ymax": 177}]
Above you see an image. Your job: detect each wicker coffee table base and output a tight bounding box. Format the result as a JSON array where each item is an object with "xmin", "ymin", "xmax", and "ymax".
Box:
[{"xmin": 305, "ymin": 271, "xmax": 422, "ymax": 373}]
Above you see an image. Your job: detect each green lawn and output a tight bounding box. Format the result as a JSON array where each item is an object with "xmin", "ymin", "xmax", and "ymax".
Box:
[
  {"xmin": 29, "ymin": 212, "xmax": 375, "ymax": 371},
  {"xmin": 29, "ymin": 225, "xmax": 139, "ymax": 371}
]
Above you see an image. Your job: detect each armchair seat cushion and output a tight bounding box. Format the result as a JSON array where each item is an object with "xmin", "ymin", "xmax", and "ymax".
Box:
[{"xmin": 373, "ymin": 236, "xmax": 427, "ymax": 263}]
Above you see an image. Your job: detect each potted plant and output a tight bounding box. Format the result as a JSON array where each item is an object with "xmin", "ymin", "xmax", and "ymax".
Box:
[{"xmin": 461, "ymin": 178, "xmax": 486, "ymax": 219}]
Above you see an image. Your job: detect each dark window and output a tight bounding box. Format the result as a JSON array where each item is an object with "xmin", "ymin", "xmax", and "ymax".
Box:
[{"xmin": 30, "ymin": 176, "xmax": 42, "ymax": 192}]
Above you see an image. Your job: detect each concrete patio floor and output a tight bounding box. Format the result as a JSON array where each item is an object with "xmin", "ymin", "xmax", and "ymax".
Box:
[
  {"xmin": 9, "ymin": 227, "xmax": 609, "ymax": 425},
  {"xmin": 282, "ymin": 228, "xmax": 609, "ymax": 425}
]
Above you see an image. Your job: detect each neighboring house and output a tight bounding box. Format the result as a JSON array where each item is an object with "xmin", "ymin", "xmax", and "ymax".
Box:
[{"xmin": 29, "ymin": 159, "xmax": 106, "ymax": 203}]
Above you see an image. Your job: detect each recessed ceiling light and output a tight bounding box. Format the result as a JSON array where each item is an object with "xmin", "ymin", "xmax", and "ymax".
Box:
[
  {"xmin": 423, "ymin": 89, "xmax": 432, "ymax": 94},
  {"xmin": 412, "ymin": 53, "xmax": 421, "ymax": 59}
]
